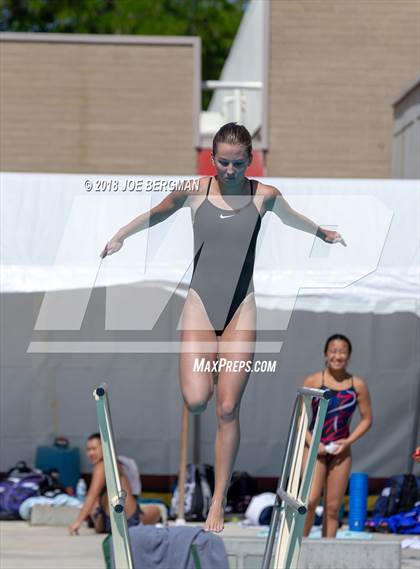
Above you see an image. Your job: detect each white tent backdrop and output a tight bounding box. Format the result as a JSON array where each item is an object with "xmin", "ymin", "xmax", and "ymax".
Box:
[{"xmin": 0, "ymin": 173, "xmax": 419, "ymax": 477}]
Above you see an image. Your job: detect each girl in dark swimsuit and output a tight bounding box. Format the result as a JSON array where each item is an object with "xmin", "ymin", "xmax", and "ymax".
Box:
[
  {"xmin": 101, "ymin": 123, "xmax": 346, "ymax": 532},
  {"xmin": 302, "ymin": 334, "xmax": 373, "ymax": 537}
]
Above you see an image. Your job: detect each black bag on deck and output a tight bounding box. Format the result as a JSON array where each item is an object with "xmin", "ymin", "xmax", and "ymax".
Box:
[
  {"xmin": 226, "ymin": 471, "xmax": 257, "ymax": 514},
  {"xmin": 373, "ymin": 474, "xmax": 420, "ymax": 518},
  {"xmin": 398, "ymin": 474, "xmax": 420, "ymax": 512},
  {"xmin": 0, "ymin": 461, "xmax": 47, "ymax": 519},
  {"xmin": 170, "ymin": 463, "xmax": 214, "ymax": 521}
]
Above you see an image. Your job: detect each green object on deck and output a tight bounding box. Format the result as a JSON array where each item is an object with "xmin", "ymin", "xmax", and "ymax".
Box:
[
  {"xmin": 102, "ymin": 534, "xmax": 112, "ymax": 569},
  {"xmin": 191, "ymin": 543, "xmax": 202, "ymax": 569}
]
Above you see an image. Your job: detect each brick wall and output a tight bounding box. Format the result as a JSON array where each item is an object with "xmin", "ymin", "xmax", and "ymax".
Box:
[
  {"xmin": 267, "ymin": 0, "xmax": 420, "ymax": 178},
  {"xmin": 0, "ymin": 35, "xmax": 199, "ymax": 174}
]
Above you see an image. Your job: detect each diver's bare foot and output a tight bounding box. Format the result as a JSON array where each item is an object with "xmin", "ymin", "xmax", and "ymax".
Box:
[{"xmin": 204, "ymin": 498, "xmax": 226, "ymax": 533}]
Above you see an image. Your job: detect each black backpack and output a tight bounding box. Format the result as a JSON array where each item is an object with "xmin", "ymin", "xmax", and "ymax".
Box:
[
  {"xmin": 373, "ymin": 474, "xmax": 420, "ymax": 517},
  {"xmin": 398, "ymin": 474, "xmax": 419, "ymax": 513},
  {"xmin": 226, "ymin": 471, "xmax": 257, "ymax": 514},
  {"xmin": 170, "ymin": 464, "xmax": 214, "ymax": 521}
]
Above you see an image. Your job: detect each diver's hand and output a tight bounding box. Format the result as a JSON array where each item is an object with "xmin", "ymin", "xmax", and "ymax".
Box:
[
  {"xmin": 100, "ymin": 234, "xmax": 124, "ymax": 258},
  {"xmin": 317, "ymin": 228, "xmax": 347, "ymax": 246}
]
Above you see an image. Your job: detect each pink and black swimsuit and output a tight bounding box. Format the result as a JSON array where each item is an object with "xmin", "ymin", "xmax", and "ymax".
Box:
[{"xmin": 309, "ymin": 371, "xmax": 357, "ymax": 443}]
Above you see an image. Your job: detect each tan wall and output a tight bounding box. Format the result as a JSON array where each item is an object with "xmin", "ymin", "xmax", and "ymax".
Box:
[
  {"xmin": 0, "ymin": 35, "xmax": 199, "ymax": 174},
  {"xmin": 267, "ymin": 0, "xmax": 420, "ymax": 178}
]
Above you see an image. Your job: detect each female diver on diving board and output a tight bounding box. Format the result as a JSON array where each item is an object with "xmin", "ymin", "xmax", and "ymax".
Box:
[{"xmin": 101, "ymin": 123, "xmax": 346, "ymax": 532}]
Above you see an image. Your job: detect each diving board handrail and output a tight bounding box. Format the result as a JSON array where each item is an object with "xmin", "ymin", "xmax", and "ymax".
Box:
[
  {"xmin": 261, "ymin": 387, "xmax": 332, "ymax": 569},
  {"xmin": 93, "ymin": 383, "xmax": 134, "ymax": 569}
]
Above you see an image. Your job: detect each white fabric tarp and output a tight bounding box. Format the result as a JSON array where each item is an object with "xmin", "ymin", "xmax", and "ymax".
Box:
[
  {"xmin": 1, "ymin": 173, "xmax": 418, "ymax": 314},
  {"xmin": 0, "ymin": 173, "xmax": 419, "ymax": 477}
]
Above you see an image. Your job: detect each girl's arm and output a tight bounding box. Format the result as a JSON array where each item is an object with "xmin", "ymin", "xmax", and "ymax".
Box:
[
  {"xmin": 68, "ymin": 463, "xmax": 106, "ymax": 535},
  {"xmin": 346, "ymin": 378, "xmax": 373, "ymax": 445},
  {"xmin": 101, "ymin": 182, "xmax": 195, "ymax": 258},
  {"xmin": 332, "ymin": 378, "xmax": 373, "ymax": 455},
  {"xmin": 263, "ymin": 185, "xmax": 346, "ymax": 245}
]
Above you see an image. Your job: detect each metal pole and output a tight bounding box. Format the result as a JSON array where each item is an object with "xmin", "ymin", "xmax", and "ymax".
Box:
[
  {"xmin": 93, "ymin": 384, "xmax": 133, "ymax": 569},
  {"xmin": 176, "ymin": 404, "xmax": 189, "ymax": 523},
  {"xmin": 192, "ymin": 414, "xmax": 201, "ymax": 465},
  {"xmin": 277, "ymin": 392, "xmax": 331, "ymax": 569},
  {"xmin": 262, "ymin": 387, "xmax": 332, "ymax": 569},
  {"xmin": 261, "ymin": 396, "xmax": 302, "ymax": 569},
  {"xmin": 234, "ymin": 88, "xmax": 242, "ymax": 122},
  {"xmin": 408, "ymin": 367, "xmax": 420, "ymax": 474}
]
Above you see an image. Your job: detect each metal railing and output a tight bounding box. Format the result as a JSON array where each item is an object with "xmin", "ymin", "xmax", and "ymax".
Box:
[
  {"xmin": 202, "ymin": 80, "xmax": 262, "ymax": 125},
  {"xmin": 92, "ymin": 382, "xmax": 330, "ymax": 569},
  {"xmin": 261, "ymin": 387, "xmax": 332, "ymax": 569},
  {"xmin": 93, "ymin": 384, "xmax": 134, "ymax": 569}
]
